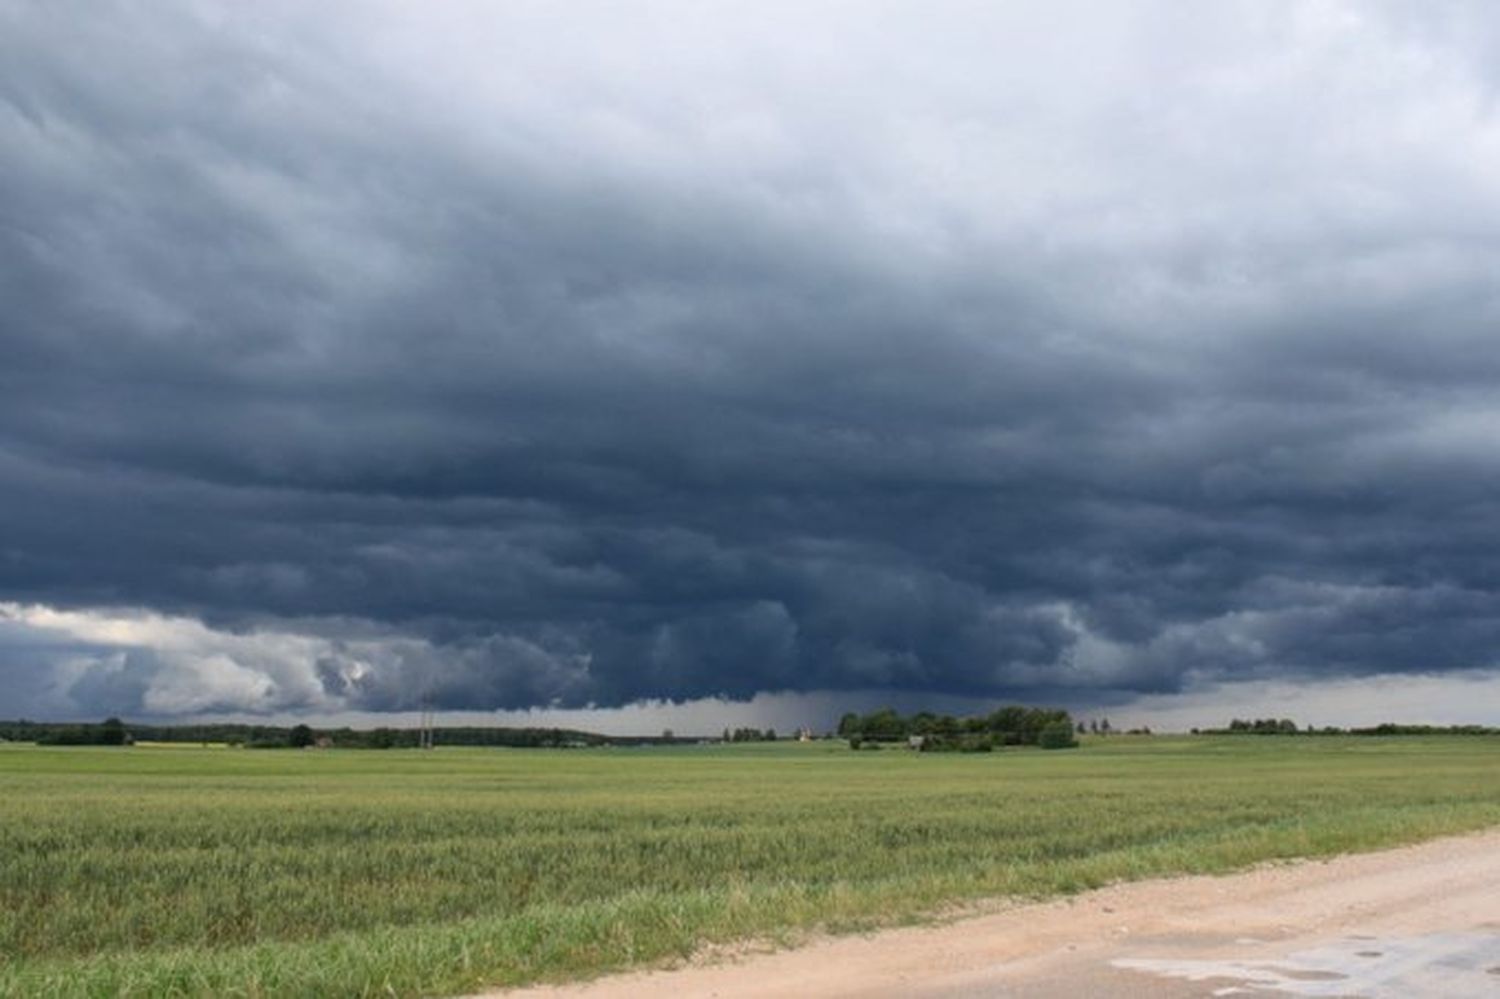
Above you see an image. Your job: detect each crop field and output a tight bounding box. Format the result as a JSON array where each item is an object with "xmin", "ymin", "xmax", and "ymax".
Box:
[{"xmin": 3, "ymin": 736, "xmax": 1500, "ymax": 998}]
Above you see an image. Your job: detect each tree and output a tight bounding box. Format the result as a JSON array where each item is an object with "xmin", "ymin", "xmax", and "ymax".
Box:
[
  {"xmin": 1038, "ymin": 720, "xmax": 1079, "ymax": 750},
  {"xmin": 289, "ymin": 724, "xmax": 314, "ymax": 748},
  {"xmin": 987, "ymin": 706, "xmax": 1029, "ymax": 737},
  {"xmin": 863, "ymin": 708, "xmax": 906, "ymax": 741},
  {"xmin": 99, "ymin": 717, "xmax": 127, "ymax": 746}
]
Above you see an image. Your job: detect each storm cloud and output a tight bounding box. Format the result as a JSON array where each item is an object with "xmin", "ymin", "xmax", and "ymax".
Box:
[{"xmin": 4, "ymin": 1, "xmax": 1500, "ymax": 722}]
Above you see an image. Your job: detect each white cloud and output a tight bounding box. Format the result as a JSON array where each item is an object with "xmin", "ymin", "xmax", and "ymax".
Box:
[{"xmin": 0, "ymin": 602, "xmax": 333, "ymax": 715}]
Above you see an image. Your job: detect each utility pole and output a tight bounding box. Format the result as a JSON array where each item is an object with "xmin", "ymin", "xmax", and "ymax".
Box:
[{"xmin": 419, "ymin": 694, "xmax": 435, "ymax": 750}]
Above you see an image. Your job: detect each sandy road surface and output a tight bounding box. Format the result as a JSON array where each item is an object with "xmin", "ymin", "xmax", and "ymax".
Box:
[{"xmin": 487, "ymin": 829, "xmax": 1500, "ymax": 998}]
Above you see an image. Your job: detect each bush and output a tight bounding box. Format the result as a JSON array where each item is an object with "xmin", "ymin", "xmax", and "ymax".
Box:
[{"xmin": 1038, "ymin": 720, "xmax": 1079, "ymax": 750}]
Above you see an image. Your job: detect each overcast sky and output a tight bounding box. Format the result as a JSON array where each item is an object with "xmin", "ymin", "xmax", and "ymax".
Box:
[{"xmin": 4, "ymin": 1, "xmax": 1500, "ymax": 731}]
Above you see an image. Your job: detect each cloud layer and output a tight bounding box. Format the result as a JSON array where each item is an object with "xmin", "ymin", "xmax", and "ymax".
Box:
[{"xmin": 4, "ymin": 1, "xmax": 1500, "ymax": 720}]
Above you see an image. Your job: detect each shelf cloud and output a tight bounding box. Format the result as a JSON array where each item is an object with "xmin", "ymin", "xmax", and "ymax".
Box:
[{"xmin": 5, "ymin": 1, "xmax": 1500, "ymax": 722}]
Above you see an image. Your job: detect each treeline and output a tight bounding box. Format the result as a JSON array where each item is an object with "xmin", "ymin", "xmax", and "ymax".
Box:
[
  {"xmin": 721, "ymin": 727, "xmax": 777, "ymax": 743},
  {"xmin": 1350, "ymin": 723, "xmax": 1500, "ymax": 735},
  {"xmin": 0, "ymin": 719, "xmax": 688, "ymax": 749},
  {"xmin": 1199, "ymin": 719, "xmax": 1500, "ymax": 736},
  {"xmin": 16, "ymin": 717, "xmax": 132, "ymax": 746},
  {"xmin": 837, "ymin": 706, "xmax": 1077, "ymax": 752},
  {"xmin": 1220, "ymin": 718, "xmax": 1301, "ymax": 735}
]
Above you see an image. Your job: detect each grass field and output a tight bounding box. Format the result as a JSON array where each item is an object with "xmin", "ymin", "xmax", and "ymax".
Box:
[{"xmin": 3, "ymin": 736, "xmax": 1499, "ymax": 998}]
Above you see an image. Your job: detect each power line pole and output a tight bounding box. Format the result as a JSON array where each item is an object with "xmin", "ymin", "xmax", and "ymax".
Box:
[{"xmin": 419, "ymin": 694, "xmax": 435, "ymax": 750}]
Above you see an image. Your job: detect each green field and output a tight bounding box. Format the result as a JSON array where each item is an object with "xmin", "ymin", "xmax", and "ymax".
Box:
[{"xmin": 3, "ymin": 736, "xmax": 1499, "ymax": 998}]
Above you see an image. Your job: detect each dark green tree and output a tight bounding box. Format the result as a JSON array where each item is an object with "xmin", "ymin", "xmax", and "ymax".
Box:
[
  {"xmin": 863, "ymin": 708, "xmax": 906, "ymax": 741},
  {"xmin": 99, "ymin": 717, "xmax": 128, "ymax": 746},
  {"xmin": 1038, "ymin": 720, "xmax": 1079, "ymax": 750}
]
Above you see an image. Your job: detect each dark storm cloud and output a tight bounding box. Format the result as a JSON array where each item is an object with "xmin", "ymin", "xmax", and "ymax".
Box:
[{"xmin": 5, "ymin": 1, "xmax": 1500, "ymax": 718}]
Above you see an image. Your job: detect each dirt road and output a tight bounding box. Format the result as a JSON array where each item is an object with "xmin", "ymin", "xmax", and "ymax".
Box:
[{"xmin": 489, "ymin": 829, "xmax": 1500, "ymax": 998}]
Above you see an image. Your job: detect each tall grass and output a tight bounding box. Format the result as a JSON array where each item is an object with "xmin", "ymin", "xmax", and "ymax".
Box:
[{"xmin": 2, "ymin": 736, "xmax": 1498, "ymax": 997}]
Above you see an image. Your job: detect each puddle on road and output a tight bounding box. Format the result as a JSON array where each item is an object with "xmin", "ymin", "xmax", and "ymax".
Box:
[{"xmin": 1113, "ymin": 932, "xmax": 1500, "ymax": 997}]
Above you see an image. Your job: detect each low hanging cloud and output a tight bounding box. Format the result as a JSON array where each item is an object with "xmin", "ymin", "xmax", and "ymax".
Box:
[{"xmin": 5, "ymin": 2, "xmax": 1500, "ymax": 721}]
